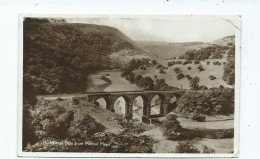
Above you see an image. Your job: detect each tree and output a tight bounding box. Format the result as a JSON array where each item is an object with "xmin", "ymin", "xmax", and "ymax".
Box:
[
  {"xmin": 163, "ymin": 114, "xmax": 182, "ymax": 140},
  {"xmin": 128, "ymin": 72, "xmax": 135, "ymax": 84},
  {"xmin": 223, "ymin": 58, "xmax": 235, "ymax": 85},
  {"xmin": 174, "ymin": 67, "xmax": 181, "ymax": 73},
  {"xmin": 189, "ymin": 76, "xmax": 200, "ymax": 90},
  {"xmin": 152, "ymin": 60, "xmax": 157, "ymax": 65},
  {"xmin": 197, "ymin": 64, "xmax": 205, "ymax": 71},
  {"xmin": 177, "ymin": 73, "xmax": 185, "ymax": 80},
  {"xmin": 139, "ymin": 76, "xmax": 154, "ymax": 90},
  {"xmin": 209, "ymin": 75, "xmax": 217, "ymax": 80}
]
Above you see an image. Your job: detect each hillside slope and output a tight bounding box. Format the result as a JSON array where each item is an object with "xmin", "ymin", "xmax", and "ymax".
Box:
[
  {"xmin": 23, "ymin": 19, "xmax": 145, "ymax": 95},
  {"xmin": 136, "ymin": 41, "xmax": 207, "ymax": 59},
  {"xmin": 213, "ymin": 35, "xmax": 235, "ymax": 46}
]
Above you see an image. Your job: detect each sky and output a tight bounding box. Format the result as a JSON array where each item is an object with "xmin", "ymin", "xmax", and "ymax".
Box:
[{"xmin": 66, "ymin": 15, "xmax": 238, "ymax": 43}]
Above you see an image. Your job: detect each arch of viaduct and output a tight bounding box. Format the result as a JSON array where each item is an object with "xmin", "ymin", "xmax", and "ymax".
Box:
[{"xmin": 84, "ymin": 90, "xmax": 186, "ymax": 120}]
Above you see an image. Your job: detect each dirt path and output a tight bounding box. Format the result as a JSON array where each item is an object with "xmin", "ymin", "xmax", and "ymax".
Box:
[
  {"xmin": 141, "ymin": 127, "xmax": 178, "ymax": 153},
  {"xmin": 142, "ymin": 126, "xmax": 234, "ymax": 153}
]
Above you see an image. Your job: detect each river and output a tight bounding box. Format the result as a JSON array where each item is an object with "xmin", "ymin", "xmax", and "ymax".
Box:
[{"xmin": 86, "ymin": 70, "xmax": 142, "ymax": 92}]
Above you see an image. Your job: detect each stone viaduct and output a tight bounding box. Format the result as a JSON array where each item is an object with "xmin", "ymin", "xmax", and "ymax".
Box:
[{"xmin": 83, "ymin": 90, "xmax": 186, "ymax": 123}]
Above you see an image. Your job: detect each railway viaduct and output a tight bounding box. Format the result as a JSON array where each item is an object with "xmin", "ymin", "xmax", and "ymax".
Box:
[{"xmin": 83, "ymin": 90, "xmax": 186, "ymax": 122}]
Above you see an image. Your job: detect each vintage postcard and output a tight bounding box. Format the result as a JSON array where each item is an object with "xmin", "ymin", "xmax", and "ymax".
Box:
[{"xmin": 18, "ymin": 14, "xmax": 240, "ymax": 157}]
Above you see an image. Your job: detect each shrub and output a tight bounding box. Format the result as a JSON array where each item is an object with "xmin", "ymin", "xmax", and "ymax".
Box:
[
  {"xmin": 174, "ymin": 67, "xmax": 181, "ymax": 73},
  {"xmin": 191, "ymin": 113, "xmax": 206, "ymax": 122},
  {"xmin": 202, "ymin": 145, "xmax": 215, "ymax": 153},
  {"xmin": 194, "ymin": 60, "xmax": 200, "ymax": 64},
  {"xmin": 140, "ymin": 65, "xmax": 146, "ymax": 70},
  {"xmin": 223, "ymin": 58, "xmax": 235, "ymax": 85},
  {"xmin": 213, "ymin": 61, "xmax": 221, "ymax": 65},
  {"xmin": 197, "ymin": 64, "xmax": 205, "ymax": 71},
  {"xmin": 186, "ymin": 75, "xmax": 192, "ymax": 80},
  {"xmin": 163, "ymin": 114, "xmax": 182, "ymax": 140},
  {"xmin": 187, "ymin": 66, "xmax": 192, "ymax": 70},
  {"xmin": 183, "ymin": 61, "xmax": 189, "ymax": 65},
  {"xmin": 56, "ymin": 97, "xmax": 63, "ymax": 101},
  {"xmin": 72, "ymin": 97, "xmax": 79, "ymax": 105},
  {"xmin": 157, "ymin": 64, "xmax": 163, "ymax": 69},
  {"xmin": 199, "ymin": 85, "xmax": 208, "ymax": 90},
  {"xmin": 30, "ymin": 102, "xmax": 74, "ymax": 140},
  {"xmin": 215, "ymin": 129, "xmax": 234, "ymax": 139},
  {"xmin": 69, "ymin": 114, "xmax": 105, "ymax": 139},
  {"xmin": 159, "ymin": 68, "xmax": 166, "ymax": 74},
  {"xmin": 175, "ymin": 88, "xmax": 234, "ymax": 116},
  {"xmin": 154, "ymin": 75, "xmax": 157, "ymax": 78},
  {"xmin": 175, "ymin": 141, "xmax": 200, "ymax": 153},
  {"xmin": 209, "ymin": 75, "xmax": 217, "ymax": 80},
  {"xmin": 207, "ymin": 61, "xmax": 210, "ymax": 65},
  {"xmin": 177, "ymin": 73, "xmax": 185, "ymax": 80},
  {"xmin": 189, "ymin": 76, "xmax": 200, "ymax": 90},
  {"xmin": 168, "ymin": 61, "xmax": 175, "ymax": 67}
]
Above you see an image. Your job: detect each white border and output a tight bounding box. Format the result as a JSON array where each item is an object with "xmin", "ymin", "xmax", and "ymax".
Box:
[{"xmin": 17, "ymin": 14, "xmax": 241, "ymax": 158}]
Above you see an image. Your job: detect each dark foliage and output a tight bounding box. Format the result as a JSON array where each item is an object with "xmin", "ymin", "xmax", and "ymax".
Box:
[
  {"xmin": 184, "ymin": 45, "xmax": 228, "ymax": 61},
  {"xmin": 213, "ymin": 61, "xmax": 221, "ymax": 65},
  {"xmin": 223, "ymin": 58, "xmax": 235, "ymax": 85},
  {"xmin": 162, "ymin": 114, "xmax": 182, "ymax": 140},
  {"xmin": 194, "ymin": 60, "xmax": 200, "ymax": 64},
  {"xmin": 174, "ymin": 67, "xmax": 181, "ymax": 73},
  {"xmin": 190, "ymin": 113, "xmax": 206, "ymax": 122},
  {"xmin": 197, "ymin": 64, "xmax": 205, "ymax": 71},
  {"xmin": 174, "ymin": 88, "xmax": 234, "ymax": 116},
  {"xmin": 175, "ymin": 141, "xmax": 200, "ymax": 153},
  {"xmin": 202, "ymin": 145, "xmax": 215, "ymax": 153},
  {"xmin": 177, "ymin": 73, "xmax": 185, "ymax": 80},
  {"xmin": 209, "ymin": 75, "xmax": 217, "ymax": 80},
  {"xmin": 23, "ymin": 21, "xmax": 140, "ymax": 94},
  {"xmin": 189, "ymin": 76, "xmax": 200, "ymax": 90}
]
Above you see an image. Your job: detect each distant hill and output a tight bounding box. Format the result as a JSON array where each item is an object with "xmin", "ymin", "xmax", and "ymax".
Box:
[
  {"xmin": 23, "ymin": 20, "xmax": 145, "ymax": 94},
  {"xmin": 136, "ymin": 41, "xmax": 207, "ymax": 59},
  {"xmin": 213, "ymin": 35, "xmax": 235, "ymax": 46}
]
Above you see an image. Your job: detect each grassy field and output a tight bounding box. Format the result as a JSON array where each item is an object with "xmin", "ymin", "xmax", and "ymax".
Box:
[{"xmin": 134, "ymin": 55, "xmax": 230, "ymax": 89}]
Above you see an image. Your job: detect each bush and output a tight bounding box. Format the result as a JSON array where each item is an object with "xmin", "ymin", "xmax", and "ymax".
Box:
[
  {"xmin": 207, "ymin": 61, "xmax": 210, "ymax": 65},
  {"xmin": 30, "ymin": 102, "xmax": 74, "ymax": 140},
  {"xmin": 69, "ymin": 114, "xmax": 105, "ymax": 139},
  {"xmin": 197, "ymin": 64, "xmax": 205, "ymax": 71},
  {"xmin": 215, "ymin": 129, "xmax": 234, "ymax": 139},
  {"xmin": 157, "ymin": 64, "xmax": 163, "ymax": 69},
  {"xmin": 213, "ymin": 61, "xmax": 221, "ymax": 65},
  {"xmin": 183, "ymin": 61, "xmax": 189, "ymax": 65},
  {"xmin": 56, "ymin": 97, "xmax": 63, "ymax": 101},
  {"xmin": 177, "ymin": 73, "xmax": 185, "ymax": 80},
  {"xmin": 223, "ymin": 58, "xmax": 235, "ymax": 85},
  {"xmin": 187, "ymin": 66, "xmax": 192, "ymax": 70},
  {"xmin": 191, "ymin": 113, "xmax": 206, "ymax": 122},
  {"xmin": 194, "ymin": 60, "xmax": 200, "ymax": 64},
  {"xmin": 199, "ymin": 85, "xmax": 208, "ymax": 90},
  {"xmin": 175, "ymin": 141, "xmax": 200, "ymax": 153},
  {"xmin": 186, "ymin": 75, "xmax": 192, "ymax": 80},
  {"xmin": 72, "ymin": 97, "xmax": 79, "ymax": 105},
  {"xmin": 174, "ymin": 88, "xmax": 234, "ymax": 116},
  {"xmin": 209, "ymin": 75, "xmax": 217, "ymax": 80},
  {"xmin": 189, "ymin": 76, "xmax": 200, "ymax": 90},
  {"xmin": 202, "ymin": 145, "xmax": 215, "ymax": 153},
  {"xmin": 163, "ymin": 114, "xmax": 182, "ymax": 140},
  {"xmin": 174, "ymin": 67, "xmax": 181, "ymax": 73}
]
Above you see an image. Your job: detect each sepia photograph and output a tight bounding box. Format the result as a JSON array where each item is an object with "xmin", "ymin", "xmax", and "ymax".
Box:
[{"xmin": 18, "ymin": 14, "xmax": 240, "ymax": 157}]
